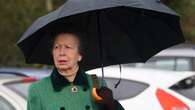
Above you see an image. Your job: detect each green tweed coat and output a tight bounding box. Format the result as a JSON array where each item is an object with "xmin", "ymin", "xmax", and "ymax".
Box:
[{"xmin": 27, "ymin": 68, "xmax": 124, "ymax": 110}]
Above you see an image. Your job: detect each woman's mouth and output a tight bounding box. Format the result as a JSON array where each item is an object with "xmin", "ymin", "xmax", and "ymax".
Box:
[{"xmin": 58, "ymin": 60, "xmax": 67, "ymax": 64}]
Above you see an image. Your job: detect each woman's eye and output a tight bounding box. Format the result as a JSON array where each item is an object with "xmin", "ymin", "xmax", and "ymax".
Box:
[
  {"xmin": 66, "ymin": 45, "xmax": 72, "ymax": 49},
  {"xmin": 54, "ymin": 45, "xmax": 59, "ymax": 49}
]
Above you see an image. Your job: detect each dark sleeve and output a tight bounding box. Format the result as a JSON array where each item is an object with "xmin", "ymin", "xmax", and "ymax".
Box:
[
  {"xmin": 97, "ymin": 79, "xmax": 125, "ymax": 110},
  {"xmin": 97, "ymin": 100, "xmax": 125, "ymax": 110},
  {"xmin": 114, "ymin": 100, "xmax": 125, "ymax": 110}
]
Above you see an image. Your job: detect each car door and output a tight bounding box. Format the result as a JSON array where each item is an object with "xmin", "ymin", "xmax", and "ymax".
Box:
[{"xmin": 0, "ymin": 87, "xmax": 24, "ymax": 110}]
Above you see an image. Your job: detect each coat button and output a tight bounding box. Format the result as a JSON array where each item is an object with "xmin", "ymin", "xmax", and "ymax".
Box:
[
  {"xmin": 85, "ymin": 105, "xmax": 90, "ymax": 110},
  {"xmin": 60, "ymin": 107, "xmax": 65, "ymax": 110},
  {"xmin": 83, "ymin": 87, "xmax": 87, "ymax": 91}
]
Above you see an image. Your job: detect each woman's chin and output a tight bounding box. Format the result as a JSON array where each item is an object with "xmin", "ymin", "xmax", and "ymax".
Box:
[
  {"xmin": 59, "ymin": 72, "xmax": 73, "ymax": 77},
  {"xmin": 56, "ymin": 64, "xmax": 70, "ymax": 70}
]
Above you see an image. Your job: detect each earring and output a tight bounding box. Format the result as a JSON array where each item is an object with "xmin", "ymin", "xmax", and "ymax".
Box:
[{"xmin": 78, "ymin": 57, "xmax": 81, "ymax": 61}]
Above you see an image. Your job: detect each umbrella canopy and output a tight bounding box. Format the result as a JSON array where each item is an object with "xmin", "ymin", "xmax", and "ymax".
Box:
[{"xmin": 17, "ymin": 0, "xmax": 185, "ymax": 71}]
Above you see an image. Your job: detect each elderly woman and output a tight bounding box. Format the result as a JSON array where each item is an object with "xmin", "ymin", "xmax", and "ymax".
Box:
[{"xmin": 27, "ymin": 27, "xmax": 124, "ymax": 110}]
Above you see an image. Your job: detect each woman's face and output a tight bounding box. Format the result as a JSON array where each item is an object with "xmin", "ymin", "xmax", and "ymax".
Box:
[{"xmin": 52, "ymin": 33, "xmax": 82, "ymax": 74}]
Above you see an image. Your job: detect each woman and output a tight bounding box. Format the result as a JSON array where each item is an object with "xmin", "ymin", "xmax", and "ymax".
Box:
[{"xmin": 27, "ymin": 27, "xmax": 124, "ymax": 110}]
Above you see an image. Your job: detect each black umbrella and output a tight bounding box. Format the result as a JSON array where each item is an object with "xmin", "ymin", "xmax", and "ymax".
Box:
[{"xmin": 17, "ymin": 0, "xmax": 185, "ymax": 71}]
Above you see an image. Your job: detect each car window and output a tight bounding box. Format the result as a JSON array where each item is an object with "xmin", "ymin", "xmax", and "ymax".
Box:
[
  {"xmin": 170, "ymin": 75, "xmax": 195, "ymax": 100},
  {"xmin": 133, "ymin": 57, "xmax": 192, "ymax": 71},
  {"xmin": 104, "ymin": 78, "xmax": 149, "ymax": 100},
  {"xmin": 176, "ymin": 58, "xmax": 191, "ymax": 71},
  {"xmin": 0, "ymin": 96, "xmax": 16, "ymax": 110},
  {"xmin": 4, "ymin": 82, "xmax": 32, "ymax": 99}
]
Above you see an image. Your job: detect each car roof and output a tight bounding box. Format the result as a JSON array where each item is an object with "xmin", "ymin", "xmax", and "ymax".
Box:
[
  {"xmin": 0, "ymin": 71, "xmax": 27, "ymax": 77},
  {"xmin": 0, "ymin": 67, "xmax": 51, "ymax": 78},
  {"xmin": 155, "ymin": 44, "xmax": 195, "ymax": 57},
  {"xmin": 87, "ymin": 66, "xmax": 195, "ymax": 88}
]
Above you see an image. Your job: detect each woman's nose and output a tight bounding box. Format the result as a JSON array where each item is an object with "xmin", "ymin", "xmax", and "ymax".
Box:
[{"xmin": 59, "ymin": 48, "xmax": 66, "ymax": 56}]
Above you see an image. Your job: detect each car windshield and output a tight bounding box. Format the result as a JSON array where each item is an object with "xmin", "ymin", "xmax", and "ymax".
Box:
[
  {"xmin": 130, "ymin": 57, "xmax": 194, "ymax": 71},
  {"xmin": 104, "ymin": 78, "xmax": 149, "ymax": 100},
  {"xmin": 170, "ymin": 75, "xmax": 195, "ymax": 100},
  {"xmin": 4, "ymin": 82, "xmax": 33, "ymax": 99}
]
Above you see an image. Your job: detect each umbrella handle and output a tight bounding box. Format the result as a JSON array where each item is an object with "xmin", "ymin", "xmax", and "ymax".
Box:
[{"xmin": 92, "ymin": 87, "xmax": 103, "ymax": 101}]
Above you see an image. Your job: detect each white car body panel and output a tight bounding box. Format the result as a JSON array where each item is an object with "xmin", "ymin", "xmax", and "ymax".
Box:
[
  {"xmin": 0, "ymin": 78, "xmax": 26, "ymax": 110},
  {"xmin": 87, "ymin": 66, "xmax": 195, "ymax": 88},
  {"xmin": 156, "ymin": 47, "xmax": 195, "ymax": 57}
]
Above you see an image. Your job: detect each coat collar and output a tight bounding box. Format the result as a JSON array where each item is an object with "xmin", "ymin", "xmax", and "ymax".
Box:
[{"xmin": 50, "ymin": 67, "xmax": 89, "ymax": 92}]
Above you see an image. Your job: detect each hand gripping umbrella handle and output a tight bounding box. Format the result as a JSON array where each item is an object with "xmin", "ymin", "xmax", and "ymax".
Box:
[
  {"xmin": 91, "ymin": 74, "xmax": 103, "ymax": 101},
  {"xmin": 92, "ymin": 87, "xmax": 103, "ymax": 101}
]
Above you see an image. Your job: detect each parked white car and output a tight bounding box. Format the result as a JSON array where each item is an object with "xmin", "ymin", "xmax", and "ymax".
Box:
[
  {"xmin": 87, "ymin": 66, "xmax": 195, "ymax": 110},
  {"xmin": 132, "ymin": 44, "xmax": 195, "ymax": 72},
  {"xmin": 0, "ymin": 73, "xmax": 36, "ymax": 110}
]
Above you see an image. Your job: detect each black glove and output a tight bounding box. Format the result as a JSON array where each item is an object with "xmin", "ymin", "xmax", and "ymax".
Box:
[{"xmin": 96, "ymin": 87, "xmax": 116, "ymax": 110}]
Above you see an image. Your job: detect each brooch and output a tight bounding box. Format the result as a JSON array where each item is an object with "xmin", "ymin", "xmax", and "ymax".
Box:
[{"xmin": 71, "ymin": 86, "xmax": 78, "ymax": 93}]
